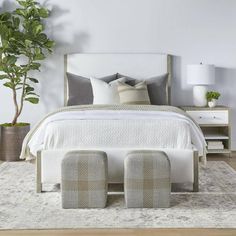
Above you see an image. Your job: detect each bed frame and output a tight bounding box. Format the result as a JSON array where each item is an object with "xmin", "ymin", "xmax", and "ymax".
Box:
[
  {"xmin": 36, "ymin": 53, "xmax": 199, "ymax": 193},
  {"xmin": 36, "ymin": 149, "xmax": 199, "ymax": 193}
]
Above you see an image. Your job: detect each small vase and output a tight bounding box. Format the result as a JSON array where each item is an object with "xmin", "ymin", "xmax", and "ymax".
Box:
[{"xmin": 208, "ymin": 99, "xmax": 217, "ymax": 108}]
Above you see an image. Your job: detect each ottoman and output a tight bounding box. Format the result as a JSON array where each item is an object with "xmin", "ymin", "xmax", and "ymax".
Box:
[
  {"xmin": 61, "ymin": 150, "xmax": 108, "ymax": 208},
  {"xmin": 124, "ymin": 150, "xmax": 171, "ymax": 208}
]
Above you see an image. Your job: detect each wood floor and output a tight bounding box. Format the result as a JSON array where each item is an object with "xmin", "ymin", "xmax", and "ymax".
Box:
[
  {"xmin": 0, "ymin": 154, "xmax": 236, "ymax": 236},
  {"xmin": 0, "ymin": 228, "xmax": 236, "ymax": 236}
]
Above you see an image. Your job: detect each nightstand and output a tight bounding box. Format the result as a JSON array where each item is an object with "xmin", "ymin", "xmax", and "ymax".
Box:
[{"xmin": 181, "ymin": 106, "xmax": 231, "ymax": 157}]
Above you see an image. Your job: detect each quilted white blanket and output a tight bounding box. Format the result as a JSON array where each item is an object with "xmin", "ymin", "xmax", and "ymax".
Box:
[{"xmin": 20, "ymin": 105, "xmax": 206, "ymax": 161}]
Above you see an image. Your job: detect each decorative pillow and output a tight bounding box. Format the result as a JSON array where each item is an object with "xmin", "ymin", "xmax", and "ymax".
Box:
[
  {"xmin": 117, "ymin": 73, "xmax": 169, "ymax": 105},
  {"xmin": 90, "ymin": 77, "xmax": 126, "ymax": 104},
  {"xmin": 117, "ymin": 81, "xmax": 151, "ymax": 105},
  {"xmin": 66, "ymin": 72, "xmax": 117, "ymax": 106}
]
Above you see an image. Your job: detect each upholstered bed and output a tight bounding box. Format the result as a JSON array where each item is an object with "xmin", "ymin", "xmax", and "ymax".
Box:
[{"xmin": 20, "ymin": 53, "xmax": 206, "ymax": 193}]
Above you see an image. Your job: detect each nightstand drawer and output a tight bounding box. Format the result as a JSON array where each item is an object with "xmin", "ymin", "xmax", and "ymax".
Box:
[{"xmin": 187, "ymin": 110, "xmax": 228, "ymax": 125}]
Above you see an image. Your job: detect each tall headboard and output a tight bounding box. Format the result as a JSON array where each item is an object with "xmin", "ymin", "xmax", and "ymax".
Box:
[{"xmin": 64, "ymin": 53, "xmax": 172, "ymax": 106}]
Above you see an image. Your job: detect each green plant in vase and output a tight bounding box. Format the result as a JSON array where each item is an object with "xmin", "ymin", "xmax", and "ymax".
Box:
[
  {"xmin": 206, "ymin": 91, "xmax": 221, "ymax": 108},
  {"xmin": 0, "ymin": 0, "xmax": 55, "ymax": 161}
]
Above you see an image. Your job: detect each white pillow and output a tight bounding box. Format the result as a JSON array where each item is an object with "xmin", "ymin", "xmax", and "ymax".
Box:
[{"xmin": 90, "ymin": 77, "xmax": 126, "ymax": 104}]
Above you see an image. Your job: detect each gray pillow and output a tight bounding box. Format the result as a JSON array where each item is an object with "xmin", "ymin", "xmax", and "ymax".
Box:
[
  {"xmin": 66, "ymin": 72, "xmax": 117, "ymax": 106},
  {"xmin": 117, "ymin": 73, "xmax": 169, "ymax": 105}
]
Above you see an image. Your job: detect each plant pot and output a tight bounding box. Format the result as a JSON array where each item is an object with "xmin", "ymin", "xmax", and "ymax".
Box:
[
  {"xmin": 208, "ymin": 99, "xmax": 217, "ymax": 108},
  {"xmin": 0, "ymin": 124, "xmax": 30, "ymax": 161}
]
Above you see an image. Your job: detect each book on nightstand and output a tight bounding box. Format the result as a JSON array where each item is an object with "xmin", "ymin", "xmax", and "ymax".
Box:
[{"xmin": 207, "ymin": 141, "xmax": 224, "ymax": 150}]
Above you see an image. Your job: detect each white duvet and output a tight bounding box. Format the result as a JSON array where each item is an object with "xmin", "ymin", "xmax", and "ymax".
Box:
[{"xmin": 26, "ymin": 110, "xmax": 206, "ymax": 160}]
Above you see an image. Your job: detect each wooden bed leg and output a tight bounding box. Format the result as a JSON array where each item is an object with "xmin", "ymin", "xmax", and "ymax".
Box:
[
  {"xmin": 193, "ymin": 150, "xmax": 199, "ymax": 192},
  {"xmin": 36, "ymin": 151, "xmax": 42, "ymax": 193}
]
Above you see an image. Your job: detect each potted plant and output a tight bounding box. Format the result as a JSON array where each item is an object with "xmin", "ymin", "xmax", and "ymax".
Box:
[
  {"xmin": 0, "ymin": 0, "xmax": 54, "ymax": 161},
  {"xmin": 206, "ymin": 91, "xmax": 221, "ymax": 108}
]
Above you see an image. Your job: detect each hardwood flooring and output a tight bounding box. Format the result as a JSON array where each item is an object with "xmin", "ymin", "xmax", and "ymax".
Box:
[
  {"xmin": 0, "ymin": 228, "xmax": 236, "ymax": 236},
  {"xmin": 0, "ymin": 154, "xmax": 236, "ymax": 236}
]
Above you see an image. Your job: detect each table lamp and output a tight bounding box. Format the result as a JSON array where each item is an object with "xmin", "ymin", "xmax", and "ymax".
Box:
[{"xmin": 187, "ymin": 63, "xmax": 215, "ymax": 107}]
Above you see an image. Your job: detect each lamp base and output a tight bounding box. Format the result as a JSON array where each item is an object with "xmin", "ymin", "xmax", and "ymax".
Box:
[{"xmin": 193, "ymin": 85, "xmax": 208, "ymax": 107}]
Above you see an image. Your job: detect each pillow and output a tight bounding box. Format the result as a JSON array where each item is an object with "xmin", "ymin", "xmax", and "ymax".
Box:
[
  {"xmin": 117, "ymin": 73, "xmax": 169, "ymax": 105},
  {"xmin": 90, "ymin": 77, "xmax": 126, "ymax": 104},
  {"xmin": 117, "ymin": 81, "xmax": 151, "ymax": 105},
  {"xmin": 66, "ymin": 72, "xmax": 117, "ymax": 106}
]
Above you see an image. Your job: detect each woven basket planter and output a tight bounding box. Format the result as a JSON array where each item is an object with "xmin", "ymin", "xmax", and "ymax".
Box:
[{"xmin": 0, "ymin": 124, "xmax": 30, "ymax": 162}]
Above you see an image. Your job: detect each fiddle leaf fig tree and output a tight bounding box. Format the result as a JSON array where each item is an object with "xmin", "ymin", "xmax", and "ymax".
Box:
[{"xmin": 0, "ymin": 0, "xmax": 55, "ymax": 126}]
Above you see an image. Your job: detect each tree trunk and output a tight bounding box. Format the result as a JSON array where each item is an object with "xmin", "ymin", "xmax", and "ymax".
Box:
[
  {"xmin": 11, "ymin": 89, "xmax": 19, "ymax": 125},
  {"xmin": 17, "ymin": 72, "xmax": 28, "ymax": 121}
]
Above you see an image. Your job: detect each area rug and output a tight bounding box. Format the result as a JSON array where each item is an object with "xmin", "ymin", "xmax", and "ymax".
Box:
[{"xmin": 0, "ymin": 161, "xmax": 236, "ymax": 229}]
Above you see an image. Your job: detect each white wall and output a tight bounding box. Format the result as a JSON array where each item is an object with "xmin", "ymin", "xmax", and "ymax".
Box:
[{"xmin": 1, "ymin": 0, "xmax": 236, "ymax": 147}]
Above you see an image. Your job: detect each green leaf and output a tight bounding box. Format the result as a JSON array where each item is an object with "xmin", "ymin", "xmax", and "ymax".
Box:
[
  {"xmin": 9, "ymin": 56, "xmax": 17, "ymax": 65},
  {"xmin": 12, "ymin": 17, "xmax": 20, "ymax": 28},
  {"xmin": 28, "ymin": 77, "xmax": 39, "ymax": 83},
  {"xmin": 35, "ymin": 48, "xmax": 41, "ymax": 54},
  {"xmin": 33, "ymin": 24, "xmax": 43, "ymax": 35},
  {"xmin": 14, "ymin": 9, "xmax": 27, "ymax": 17},
  {"xmin": 0, "ymin": 12, "xmax": 11, "ymax": 21},
  {"xmin": 3, "ymin": 82, "xmax": 14, "ymax": 89},
  {"xmin": 34, "ymin": 53, "xmax": 45, "ymax": 60},
  {"xmin": 25, "ymin": 39, "xmax": 32, "ymax": 47},
  {"xmin": 34, "ymin": 48, "xmax": 45, "ymax": 60},
  {"xmin": 0, "ymin": 74, "xmax": 9, "ymax": 80},
  {"xmin": 30, "ymin": 62, "xmax": 41, "ymax": 70},
  {"xmin": 37, "ymin": 33, "xmax": 47, "ymax": 43},
  {"xmin": 45, "ymin": 40, "xmax": 55, "ymax": 48},
  {"xmin": 25, "ymin": 97, "xmax": 39, "ymax": 104},
  {"xmin": 38, "ymin": 8, "xmax": 49, "ymax": 18},
  {"xmin": 0, "ymin": 65, "xmax": 8, "ymax": 73},
  {"xmin": 3, "ymin": 55, "xmax": 17, "ymax": 65},
  {"xmin": 0, "ymin": 24, "xmax": 9, "ymax": 37},
  {"xmin": 25, "ymin": 86, "xmax": 34, "ymax": 93},
  {"xmin": 17, "ymin": 1, "xmax": 28, "ymax": 7}
]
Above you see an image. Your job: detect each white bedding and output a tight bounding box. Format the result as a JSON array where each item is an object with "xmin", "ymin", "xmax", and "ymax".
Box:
[{"xmin": 27, "ymin": 110, "xmax": 206, "ymax": 160}]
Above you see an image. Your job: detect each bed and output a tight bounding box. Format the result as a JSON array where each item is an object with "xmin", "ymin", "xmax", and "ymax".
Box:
[{"xmin": 20, "ymin": 53, "xmax": 206, "ymax": 193}]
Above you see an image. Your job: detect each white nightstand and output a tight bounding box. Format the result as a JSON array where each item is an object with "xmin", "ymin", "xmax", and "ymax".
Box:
[{"xmin": 181, "ymin": 106, "xmax": 231, "ymax": 157}]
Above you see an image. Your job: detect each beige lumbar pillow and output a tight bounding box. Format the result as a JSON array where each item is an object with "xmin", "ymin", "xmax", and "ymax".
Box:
[{"xmin": 117, "ymin": 81, "xmax": 151, "ymax": 105}]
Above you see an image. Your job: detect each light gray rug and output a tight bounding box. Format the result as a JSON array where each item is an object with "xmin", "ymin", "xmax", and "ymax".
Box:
[{"xmin": 0, "ymin": 161, "xmax": 236, "ymax": 229}]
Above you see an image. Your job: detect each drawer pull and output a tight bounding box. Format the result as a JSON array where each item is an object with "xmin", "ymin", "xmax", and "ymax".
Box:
[{"xmin": 198, "ymin": 116, "xmax": 219, "ymax": 120}]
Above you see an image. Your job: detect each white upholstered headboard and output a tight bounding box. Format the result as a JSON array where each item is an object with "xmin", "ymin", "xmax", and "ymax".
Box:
[{"xmin": 64, "ymin": 53, "xmax": 172, "ymax": 106}]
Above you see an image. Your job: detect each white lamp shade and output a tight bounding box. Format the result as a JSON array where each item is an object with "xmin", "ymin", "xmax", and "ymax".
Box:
[{"xmin": 187, "ymin": 64, "xmax": 215, "ymax": 85}]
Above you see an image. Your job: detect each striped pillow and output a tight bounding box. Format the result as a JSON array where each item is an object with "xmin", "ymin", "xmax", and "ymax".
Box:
[{"xmin": 117, "ymin": 81, "xmax": 151, "ymax": 105}]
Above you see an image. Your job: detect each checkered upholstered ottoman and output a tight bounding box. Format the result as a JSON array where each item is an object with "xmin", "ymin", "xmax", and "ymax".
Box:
[
  {"xmin": 61, "ymin": 150, "xmax": 108, "ymax": 209},
  {"xmin": 124, "ymin": 150, "xmax": 171, "ymax": 208}
]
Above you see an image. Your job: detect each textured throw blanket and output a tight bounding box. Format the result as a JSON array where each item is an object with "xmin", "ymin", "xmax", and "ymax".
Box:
[{"xmin": 20, "ymin": 105, "xmax": 206, "ymax": 162}]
